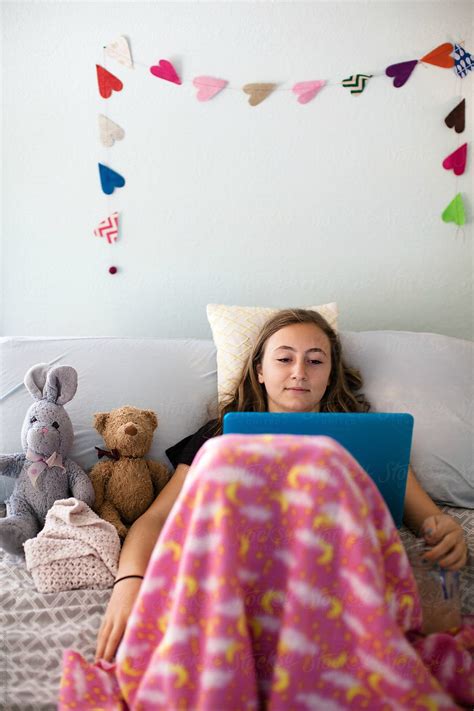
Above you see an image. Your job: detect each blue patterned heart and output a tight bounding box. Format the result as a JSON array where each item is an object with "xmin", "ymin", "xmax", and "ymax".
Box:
[{"xmin": 453, "ymin": 43, "xmax": 473, "ymax": 79}]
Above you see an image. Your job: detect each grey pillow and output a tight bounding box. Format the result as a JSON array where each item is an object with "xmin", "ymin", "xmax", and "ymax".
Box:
[{"xmin": 340, "ymin": 331, "xmax": 474, "ymax": 508}]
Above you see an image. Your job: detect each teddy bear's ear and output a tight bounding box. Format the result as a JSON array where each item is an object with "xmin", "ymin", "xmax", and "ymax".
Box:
[
  {"xmin": 143, "ymin": 410, "xmax": 158, "ymax": 430},
  {"xmin": 94, "ymin": 412, "xmax": 109, "ymax": 434}
]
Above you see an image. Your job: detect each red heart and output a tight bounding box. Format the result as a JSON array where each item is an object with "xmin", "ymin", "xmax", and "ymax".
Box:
[
  {"xmin": 150, "ymin": 60, "xmax": 181, "ymax": 85},
  {"xmin": 421, "ymin": 43, "xmax": 454, "ymax": 68},
  {"xmin": 96, "ymin": 65, "xmax": 123, "ymax": 99},
  {"xmin": 442, "ymin": 143, "xmax": 467, "ymax": 176}
]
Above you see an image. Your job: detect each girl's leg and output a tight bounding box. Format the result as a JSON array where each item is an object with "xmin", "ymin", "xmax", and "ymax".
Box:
[{"xmin": 113, "ymin": 434, "xmax": 465, "ymax": 710}]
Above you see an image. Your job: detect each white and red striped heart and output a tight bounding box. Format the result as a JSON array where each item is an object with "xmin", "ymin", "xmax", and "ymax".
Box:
[{"xmin": 94, "ymin": 212, "xmax": 119, "ymax": 243}]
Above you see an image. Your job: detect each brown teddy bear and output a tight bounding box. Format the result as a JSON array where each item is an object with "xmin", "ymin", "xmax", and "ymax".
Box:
[{"xmin": 88, "ymin": 406, "xmax": 171, "ymax": 540}]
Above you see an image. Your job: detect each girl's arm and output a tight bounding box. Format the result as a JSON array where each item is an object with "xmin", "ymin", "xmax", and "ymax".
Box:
[
  {"xmin": 402, "ymin": 465, "xmax": 441, "ymax": 535},
  {"xmin": 95, "ymin": 463, "xmax": 190, "ymax": 662},
  {"xmin": 403, "ymin": 465, "xmax": 468, "ymax": 571}
]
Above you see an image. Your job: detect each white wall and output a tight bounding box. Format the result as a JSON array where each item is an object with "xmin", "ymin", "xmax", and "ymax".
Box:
[{"xmin": 2, "ymin": 0, "xmax": 472, "ymax": 339}]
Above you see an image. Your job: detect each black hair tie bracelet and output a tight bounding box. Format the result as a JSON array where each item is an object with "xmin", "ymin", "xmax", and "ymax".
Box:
[{"xmin": 113, "ymin": 575, "xmax": 144, "ymax": 587}]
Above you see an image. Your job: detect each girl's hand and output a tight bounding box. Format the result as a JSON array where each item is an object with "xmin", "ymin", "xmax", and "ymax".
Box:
[
  {"xmin": 95, "ymin": 577, "xmax": 143, "ymax": 663},
  {"xmin": 420, "ymin": 514, "xmax": 468, "ymax": 571}
]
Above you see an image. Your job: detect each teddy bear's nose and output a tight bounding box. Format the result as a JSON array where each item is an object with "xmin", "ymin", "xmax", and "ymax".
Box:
[{"xmin": 124, "ymin": 424, "xmax": 137, "ymax": 436}]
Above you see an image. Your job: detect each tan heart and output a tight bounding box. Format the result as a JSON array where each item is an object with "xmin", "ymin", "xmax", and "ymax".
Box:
[
  {"xmin": 105, "ymin": 36, "xmax": 133, "ymax": 68},
  {"xmin": 99, "ymin": 115, "xmax": 125, "ymax": 147},
  {"xmin": 242, "ymin": 83, "xmax": 277, "ymax": 106}
]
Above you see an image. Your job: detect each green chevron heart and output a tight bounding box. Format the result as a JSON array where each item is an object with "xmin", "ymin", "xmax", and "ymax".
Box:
[{"xmin": 342, "ymin": 74, "xmax": 373, "ymax": 94}]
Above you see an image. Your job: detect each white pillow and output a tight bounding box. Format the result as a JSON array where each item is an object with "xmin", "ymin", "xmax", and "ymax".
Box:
[
  {"xmin": 339, "ymin": 330, "xmax": 474, "ymax": 509},
  {"xmin": 207, "ymin": 302, "xmax": 338, "ymax": 401}
]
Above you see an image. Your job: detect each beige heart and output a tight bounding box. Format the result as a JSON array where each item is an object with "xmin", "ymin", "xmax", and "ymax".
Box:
[
  {"xmin": 99, "ymin": 115, "xmax": 125, "ymax": 147},
  {"xmin": 105, "ymin": 36, "xmax": 133, "ymax": 68},
  {"xmin": 242, "ymin": 83, "xmax": 277, "ymax": 106}
]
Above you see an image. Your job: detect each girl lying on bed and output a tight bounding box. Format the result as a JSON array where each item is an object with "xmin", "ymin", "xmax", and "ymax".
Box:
[{"xmin": 59, "ymin": 309, "xmax": 473, "ymax": 710}]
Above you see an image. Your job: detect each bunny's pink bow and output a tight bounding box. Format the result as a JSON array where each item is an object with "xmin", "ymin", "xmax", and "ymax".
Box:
[{"xmin": 26, "ymin": 450, "xmax": 65, "ymax": 486}]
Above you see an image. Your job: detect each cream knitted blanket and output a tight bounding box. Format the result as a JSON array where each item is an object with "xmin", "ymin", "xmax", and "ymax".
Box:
[{"xmin": 24, "ymin": 497, "xmax": 120, "ymax": 593}]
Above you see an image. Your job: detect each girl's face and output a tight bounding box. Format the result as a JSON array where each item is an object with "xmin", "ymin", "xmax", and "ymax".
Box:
[{"xmin": 256, "ymin": 323, "xmax": 332, "ymax": 413}]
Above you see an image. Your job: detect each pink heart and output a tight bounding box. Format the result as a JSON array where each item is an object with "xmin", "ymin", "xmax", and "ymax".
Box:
[
  {"xmin": 292, "ymin": 80, "xmax": 326, "ymax": 104},
  {"xmin": 150, "ymin": 59, "xmax": 181, "ymax": 85},
  {"xmin": 193, "ymin": 76, "xmax": 228, "ymax": 101},
  {"xmin": 442, "ymin": 143, "xmax": 467, "ymax": 176}
]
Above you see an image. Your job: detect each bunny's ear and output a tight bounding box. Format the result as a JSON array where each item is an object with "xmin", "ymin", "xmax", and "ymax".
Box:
[
  {"xmin": 24, "ymin": 363, "xmax": 50, "ymax": 400},
  {"xmin": 44, "ymin": 366, "xmax": 78, "ymax": 405},
  {"xmin": 94, "ymin": 412, "xmax": 109, "ymax": 434}
]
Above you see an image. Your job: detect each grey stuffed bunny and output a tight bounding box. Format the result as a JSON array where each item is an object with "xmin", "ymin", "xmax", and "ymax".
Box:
[{"xmin": 0, "ymin": 363, "xmax": 94, "ymax": 556}]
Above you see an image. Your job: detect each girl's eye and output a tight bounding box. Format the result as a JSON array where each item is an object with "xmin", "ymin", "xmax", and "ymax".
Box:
[
  {"xmin": 52, "ymin": 421, "xmax": 60, "ymax": 429},
  {"xmin": 30, "ymin": 416, "xmax": 37, "ymax": 424},
  {"xmin": 277, "ymin": 358, "xmax": 291, "ymax": 363},
  {"xmin": 309, "ymin": 360, "xmax": 322, "ymax": 365}
]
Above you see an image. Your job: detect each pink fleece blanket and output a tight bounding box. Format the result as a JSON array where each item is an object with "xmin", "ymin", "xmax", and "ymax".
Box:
[{"xmin": 59, "ymin": 435, "xmax": 474, "ymax": 710}]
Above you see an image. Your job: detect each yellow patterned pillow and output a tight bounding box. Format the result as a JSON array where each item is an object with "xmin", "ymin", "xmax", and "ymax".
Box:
[{"xmin": 207, "ymin": 303, "xmax": 338, "ymax": 402}]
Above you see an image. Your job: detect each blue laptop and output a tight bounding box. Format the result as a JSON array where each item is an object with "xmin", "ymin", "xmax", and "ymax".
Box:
[{"xmin": 223, "ymin": 412, "xmax": 414, "ymax": 528}]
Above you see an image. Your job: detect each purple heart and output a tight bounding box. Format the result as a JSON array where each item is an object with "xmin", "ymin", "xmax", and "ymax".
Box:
[{"xmin": 385, "ymin": 60, "xmax": 418, "ymax": 88}]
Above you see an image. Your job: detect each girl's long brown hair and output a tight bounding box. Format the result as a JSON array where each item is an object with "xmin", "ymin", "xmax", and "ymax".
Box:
[{"xmin": 213, "ymin": 308, "xmax": 370, "ymax": 434}]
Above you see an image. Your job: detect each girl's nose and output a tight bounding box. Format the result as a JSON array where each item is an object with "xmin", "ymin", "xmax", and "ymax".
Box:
[{"xmin": 292, "ymin": 361, "xmax": 307, "ymax": 379}]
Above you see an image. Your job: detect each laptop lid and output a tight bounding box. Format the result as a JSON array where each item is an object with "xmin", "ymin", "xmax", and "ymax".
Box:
[{"xmin": 223, "ymin": 412, "xmax": 414, "ymax": 528}]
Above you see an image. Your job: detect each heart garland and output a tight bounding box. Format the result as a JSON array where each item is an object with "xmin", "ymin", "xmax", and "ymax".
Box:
[
  {"xmin": 441, "ymin": 94, "xmax": 468, "ymax": 228},
  {"xmin": 94, "ymin": 36, "xmax": 471, "ymax": 262},
  {"xmin": 98, "ymin": 39, "xmax": 470, "ymax": 104},
  {"xmin": 95, "ymin": 39, "xmax": 134, "ymax": 275}
]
